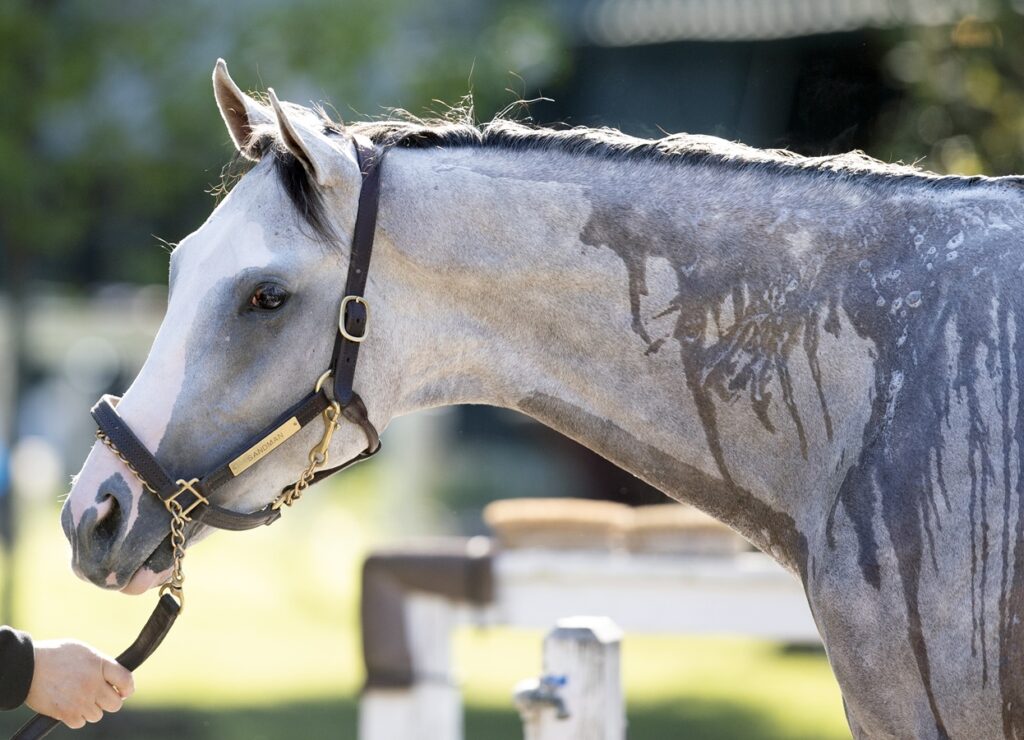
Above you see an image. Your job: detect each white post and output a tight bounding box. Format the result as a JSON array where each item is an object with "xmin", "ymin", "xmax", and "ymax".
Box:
[
  {"xmin": 359, "ymin": 593, "xmax": 462, "ymax": 740},
  {"xmin": 515, "ymin": 616, "xmax": 625, "ymax": 740}
]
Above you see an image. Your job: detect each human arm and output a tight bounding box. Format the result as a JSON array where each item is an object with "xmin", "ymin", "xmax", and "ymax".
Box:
[{"xmin": 0, "ymin": 626, "xmax": 34, "ymax": 711}]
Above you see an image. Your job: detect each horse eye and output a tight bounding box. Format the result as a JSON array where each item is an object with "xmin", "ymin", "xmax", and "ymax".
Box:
[{"xmin": 249, "ymin": 283, "xmax": 289, "ymax": 311}]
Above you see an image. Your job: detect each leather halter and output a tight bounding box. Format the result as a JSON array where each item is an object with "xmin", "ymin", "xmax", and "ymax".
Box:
[
  {"xmin": 9, "ymin": 137, "xmax": 386, "ymax": 740},
  {"xmin": 92, "ymin": 136, "xmax": 383, "ymax": 532}
]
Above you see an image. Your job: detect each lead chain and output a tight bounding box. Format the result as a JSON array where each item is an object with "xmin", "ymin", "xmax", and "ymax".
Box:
[
  {"xmin": 163, "ymin": 500, "xmax": 188, "ymax": 608},
  {"xmin": 96, "ymin": 430, "xmax": 187, "ymax": 609},
  {"xmin": 272, "ymin": 402, "xmax": 341, "ymax": 510}
]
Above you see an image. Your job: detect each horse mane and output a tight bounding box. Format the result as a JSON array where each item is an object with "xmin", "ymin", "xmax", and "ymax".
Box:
[
  {"xmin": 350, "ymin": 114, "xmax": 999, "ymax": 189},
  {"xmin": 235, "ymin": 106, "xmax": 1017, "ymax": 243}
]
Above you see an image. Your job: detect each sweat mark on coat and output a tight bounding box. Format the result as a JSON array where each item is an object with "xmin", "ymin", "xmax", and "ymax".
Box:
[
  {"xmin": 581, "ymin": 200, "xmax": 830, "ymax": 473},
  {"xmin": 580, "ymin": 189, "xmax": 1024, "ymax": 736},
  {"xmin": 517, "ymin": 391, "xmax": 809, "ymax": 581}
]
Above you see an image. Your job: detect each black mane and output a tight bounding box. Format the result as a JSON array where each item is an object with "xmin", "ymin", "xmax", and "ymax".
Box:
[{"xmin": 351, "ymin": 116, "xmax": 1005, "ymax": 188}]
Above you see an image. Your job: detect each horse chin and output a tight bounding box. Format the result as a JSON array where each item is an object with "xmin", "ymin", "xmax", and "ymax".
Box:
[
  {"xmin": 121, "ymin": 564, "xmax": 172, "ymax": 595},
  {"xmin": 119, "ymin": 526, "xmax": 204, "ymax": 595}
]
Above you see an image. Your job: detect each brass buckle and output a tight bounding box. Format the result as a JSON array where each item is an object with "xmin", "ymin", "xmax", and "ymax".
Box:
[
  {"xmin": 165, "ymin": 478, "xmax": 209, "ymax": 521},
  {"xmin": 339, "ymin": 295, "xmax": 370, "ymax": 343}
]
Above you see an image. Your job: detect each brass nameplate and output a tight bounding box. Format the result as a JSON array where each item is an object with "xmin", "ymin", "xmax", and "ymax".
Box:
[{"xmin": 229, "ymin": 417, "xmax": 301, "ymax": 476}]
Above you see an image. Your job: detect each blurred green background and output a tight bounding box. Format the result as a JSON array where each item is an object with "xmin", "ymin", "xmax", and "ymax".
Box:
[{"xmin": 1, "ymin": 0, "xmax": 1023, "ymax": 738}]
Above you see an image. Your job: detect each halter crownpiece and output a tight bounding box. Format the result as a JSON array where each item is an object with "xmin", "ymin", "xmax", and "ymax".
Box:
[{"xmin": 11, "ymin": 136, "xmax": 386, "ymax": 740}]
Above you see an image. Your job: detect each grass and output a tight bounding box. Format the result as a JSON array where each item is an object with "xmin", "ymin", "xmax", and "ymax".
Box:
[{"xmin": 0, "ymin": 478, "xmax": 850, "ymax": 739}]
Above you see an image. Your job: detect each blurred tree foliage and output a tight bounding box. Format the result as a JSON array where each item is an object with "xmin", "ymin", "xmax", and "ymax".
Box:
[
  {"xmin": 876, "ymin": 0, "xmax": 1024, "ymax": 176},
  {"xmin": 8, "ymin": 0, "xmax": 1021, "ymax": 290},
  {"xmin": 0, "ymin": 0, "xmax": 568, "ymax": 286}
]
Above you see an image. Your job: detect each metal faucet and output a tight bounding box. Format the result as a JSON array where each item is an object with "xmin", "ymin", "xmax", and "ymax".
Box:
[{"xmin": 513, "ymin": 674, "xmax": 570, "ymax": 720}]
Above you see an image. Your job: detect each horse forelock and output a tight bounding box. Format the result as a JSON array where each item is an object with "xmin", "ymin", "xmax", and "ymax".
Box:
[{"xmin": 217, "ymin": 123, "xmax": 339, "ymax": 245}]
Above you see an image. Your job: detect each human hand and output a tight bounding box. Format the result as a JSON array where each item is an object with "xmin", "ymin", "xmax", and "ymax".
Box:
[{"xmin": 25, "ymin": 640, "xmax": 135, "ymax": 729}]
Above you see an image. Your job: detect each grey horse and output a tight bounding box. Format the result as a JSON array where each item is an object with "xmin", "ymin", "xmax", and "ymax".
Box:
[{"xmin": 62, "ymin": 60, "xmax": 1024, "ymax": 738}]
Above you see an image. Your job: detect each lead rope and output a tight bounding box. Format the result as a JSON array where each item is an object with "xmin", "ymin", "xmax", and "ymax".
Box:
[{"xmin": 11, "ymin": 381, "xmax": 344, "ymax": 740}]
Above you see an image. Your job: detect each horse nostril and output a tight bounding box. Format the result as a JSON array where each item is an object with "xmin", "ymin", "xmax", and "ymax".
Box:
[{"xmin": 94, "ymin": 493, "xmax": 123, "ymax": 545}]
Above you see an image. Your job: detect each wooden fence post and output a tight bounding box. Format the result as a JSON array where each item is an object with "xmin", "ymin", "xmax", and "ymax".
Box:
[
  {"xmin": 359, "ymin": 593, "xmax": 462, "ymax": 740},
  {"xmin": 514, "ymin": 616, "xmax": 625, "ymax": 740},
  {"xmin": 357, "ymin": 539, "xmax": 493, "ymax": 740}
]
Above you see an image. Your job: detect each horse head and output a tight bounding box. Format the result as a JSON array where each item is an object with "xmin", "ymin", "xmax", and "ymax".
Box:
[{"xmin": 62, "ymin": 61, "xmax": 398, "ymax": 593}]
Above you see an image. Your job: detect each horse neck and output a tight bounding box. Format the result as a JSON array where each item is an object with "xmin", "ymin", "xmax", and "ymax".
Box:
[{"xmin": 373, "ymin": 143, "xmax": 907, "ymax": 576}]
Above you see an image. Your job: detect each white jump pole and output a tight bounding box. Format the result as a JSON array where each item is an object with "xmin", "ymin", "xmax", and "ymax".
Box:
[{"xmin": 514, "ymin": 616, "xmax": 625, "ymax": 740}]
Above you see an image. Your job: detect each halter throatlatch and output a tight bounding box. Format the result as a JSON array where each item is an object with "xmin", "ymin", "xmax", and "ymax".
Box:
[{"xmin": 11, "ymin": 137, "xmax": 385, "ymax": 740}]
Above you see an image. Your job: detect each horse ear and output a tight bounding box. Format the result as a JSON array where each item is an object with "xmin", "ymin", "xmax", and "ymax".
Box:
[
  {"xmin": 267, "ymin": 87, "xmax": 354, "ymax": 188},
  {"xmin": 213, "ymin": 59, "xmax": 271, "ymax": 159}
]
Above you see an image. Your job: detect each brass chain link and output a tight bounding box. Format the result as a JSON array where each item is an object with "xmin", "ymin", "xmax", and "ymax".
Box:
[
  {"xmin": 272, "ymin": 402, "xmax": 341, "ymax": 510},
  {"xmin": 163, "ymin": 499, "xmax": 188, "ymax": 608}
]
